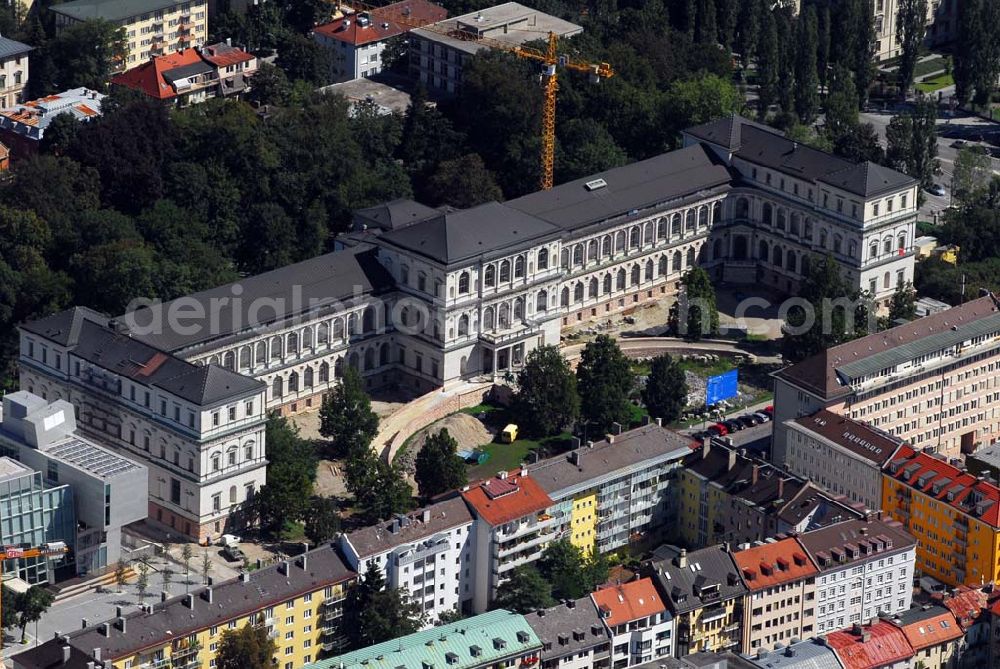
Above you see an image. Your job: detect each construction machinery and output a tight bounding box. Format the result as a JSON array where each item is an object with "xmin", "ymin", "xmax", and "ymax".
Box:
[
  {"xmin": 0, "ymin": 542, "xmax": 70, "ymax": 651},
  {"xmin": 325, "ymin": 2, "xmax": 613, "ymax": 189}
]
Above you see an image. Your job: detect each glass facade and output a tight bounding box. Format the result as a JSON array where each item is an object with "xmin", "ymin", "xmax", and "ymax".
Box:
[{"xmin": 0, "ymin": 469, "xmax": 75, "ymax": 584}]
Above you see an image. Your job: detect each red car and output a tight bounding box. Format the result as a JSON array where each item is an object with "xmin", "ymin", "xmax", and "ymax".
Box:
[
  {"xmin": 763, "ymin": 405, "xmax": 774, "ymax": 415},
  {"xmin": 710, "ymin": 422, "xmax": 729, "ymax": 436}
]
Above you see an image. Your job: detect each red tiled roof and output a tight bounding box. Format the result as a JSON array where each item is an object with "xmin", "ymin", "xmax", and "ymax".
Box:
[
  {"xmin": 943, "ymin": 587, "xmax": 988, "ymax": 630},
  {"xmin": 896, "ymin": 610, "xmax": 962, "ymax": 650},
  {"xmin": 774, "ymin": 295, "xmax": 1000, "ymax": 399},
  {"xmin": 313, "ymin": 0, "xmax": 447, "ymax": 46},
  {"xmin": 591, "ymin": 578, "xmax": 665, "ymax": 627},
  {"xmin": 200, "ymin": 42, "xmax": 254, "ymax": 68},
  {"xmin": 731, "ymin": 537, "xmax": 818, "ymax": 591},
  {"xmin": 461, "ymin": 472, "xmax": 552, "ymax": 526},
  {"xmin": 111, "ymin": 48, "xmax": 205, "ymax": 100},
  {"xmin": 827, "ymin": 621, "xmax": 914, "ymax": 669},
  {"xmin": 885, "ymin": 446, "xmax": 1000, "ymax": 527}
]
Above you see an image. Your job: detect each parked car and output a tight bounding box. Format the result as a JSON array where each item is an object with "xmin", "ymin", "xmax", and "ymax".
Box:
[
  {"xmin": 221, "ymin": 545, "xmax": 245, "ymax": 562},
  {"xmin": 763, "ymin": 405, "xmax": 774, "ymax": 415},
  {"xmin": 691, "ymin": 430, "xmax": 709, "ymax": 441},
  {"xmin": 710, "ymin": 422, "xmax": 728, "ymax": 436},
  {"xmin": 723, "ymin": 419, "xmax": 744, "ymax": 433},
  {"xmin": 217, "ymin": 534, "xmax": 241, "ymax": 547},
  {"xmin": 737, "ymin": 414, "xmax": 759, "ymax": 428},
  {"xmin": 753, "ymin": 411, "xmax": 771, "ymax": 423},
  {"xmin": 951, "ymin": 139, "xmax": 967, "ymax": 148},
  {"xmin": 927, "ymin": 183, "xmax": 946, "ymax": 196}
]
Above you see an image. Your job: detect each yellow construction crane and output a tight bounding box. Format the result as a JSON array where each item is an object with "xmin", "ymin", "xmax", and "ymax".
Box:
[
  {"xmin": 0, "ymin": 542, "xmax": 70, "ymax": 651},
  {"xmin": 325, "ymin": 2, "xmax": 613, "ymax": 190}
]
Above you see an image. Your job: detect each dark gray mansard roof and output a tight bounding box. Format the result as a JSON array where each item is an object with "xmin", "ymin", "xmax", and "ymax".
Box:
[
  {"xmin": 506, "ymin": 144, "xmax": 733, "ymax": 231},
  {"xmin": 524, "ymin": 598, "xmax": 611, "ymax": 662},
  {"xmin": 124, "ymin": 246, "xmax": 394, "ymax": 353},
  {"xmin": 343, "ymin": 496, "xmax": 473, "ymax": 559},
  {"xmin": 648, "ymin": 544, "xmax": 749, "ymax": 615},
  {"xmin": 353, "ymin": 198, "xmax": 441, "ymax": 232},
  {"xmin": 379, "ymin": 201, "xmax": 563, "ymax": 266},
  {"xmin": 686, "ymin": 114, "xmax": 915, "ymax": 198},
  {"xmin": 21, "ymin": 309, "xmax": 263, "ymax": 407}
]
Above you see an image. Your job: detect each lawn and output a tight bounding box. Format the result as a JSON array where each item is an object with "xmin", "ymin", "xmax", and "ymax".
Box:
[
  {"xmin": 913, "ymin": 57, "xmax": 946, "ymax": 79},
  {"xmin": 915, "ymin": 73, "xmax": 954, "ymax": 93},
  {"xmin": 467, "ymin": 432, "xmax": 573, "ymax": 481}
]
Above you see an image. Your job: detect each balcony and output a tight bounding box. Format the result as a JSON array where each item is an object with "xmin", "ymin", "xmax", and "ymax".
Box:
[
  {"xmin": 323, "ymin": 594, "xmax": 345, "ymax": 606},
  {"xmin": 142, "ymin": 659, "xmax": 170, "ymax": 669},
  {"xmin": 170, "ymin": 644, "xmax": 200, "ymax": 662}
]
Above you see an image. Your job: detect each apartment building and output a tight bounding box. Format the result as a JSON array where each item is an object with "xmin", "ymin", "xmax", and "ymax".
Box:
[
  {"xmin": 796, "ymin": 518, "xmax": 915, "ymax": 633},
  {"xmin": 675, "ymin": 441, "xmax": 861, "ymax": 549},
  {"xmin": 19, "ymin": 307, "xmax": 268, "ymax": 541},
  {"xmin": 530, "ymin": 422, "xmax": 691, "ymax": 554},
  {"xmin": 0, "ymin": 35, "xmax": 31, "ymax": 108},
  {"xmin": 305, "ymin": 609, "xmax": 542, "ymax": 669},
  {"xmin": 592, "ymin": 578, "xmax": 674, "ymax": 667},
  {"xmin": 940, "ymin": 586, "xmax": 991, "ymax": 667},
  {"xmin": 887, "ymin": 605, "xmax": 963, "ymax": 669},
  {"xmin": 731, "ymin": 538, "xmax": 818, "ymax": 653},
  {"xmin": 783, "ymin": 410, "xmax": 905, "ymax": 512},
  {"xmin": 13, "ymin": 545, "xmax": 356, "ymax": 669},
  {"xmin": 524, "ymin": 598, "xmax": 613, "ymax": 669},
  {"xmin": 773, "ymin": 294, "xmax": 1000, "ymax": 463},
  {"xmin": 111, "ymin": 42, "xmax": 257, "ymax": 105},
  {"xmin": 872, "ymin": 0, "xmax": 958, "ymax": 62},
  {"xmin": 0, "ymin": 87, "xmax": 104, "ymax": 159},
  {"xmin": 408, "ymin": 2, "xmax": 582, "ymax": 94},
  {"xmin": 0, "ymin": 391, "xmax": 147, "ymax": 577},
  {"xmin": 313, "ymin": 0, "xmax": 446, "ymax": 83},
  {"xmin": 881, "ymin": 446, "xmax": 1000, "ymax": 586},
  {"xmin": 461, "ymin": 469, "xmax": 557, "ymax": 612},
  {"xmin": 826, "ymin": 620, "xmax": 913, "ymax": 669},
  {"xmin": 338, "ymin": 496, "xmax": 476, "ymax": 624},
  {"xmin": 50, "ymin": 0, "xmax": 208, "ymax": 67},
  {"xmin": 646, "ymin": 545, "xmax": 748, "ymax": 656}
]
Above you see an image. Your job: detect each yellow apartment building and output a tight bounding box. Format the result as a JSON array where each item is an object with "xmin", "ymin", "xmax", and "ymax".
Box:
[
  {"xmin": 50, "ymin": 0, "xmax": 208, "ymax": 68},
  {"xmin": 12, "ymin": 546, "xmax": 356, "ymax": 669},
  {"xmin": 882, "ymin": 446, "xmax": 1000, "ymax": 587}
]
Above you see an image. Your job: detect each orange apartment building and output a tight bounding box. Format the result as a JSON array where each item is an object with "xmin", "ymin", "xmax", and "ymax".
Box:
[{"xmin": 774, "ymin": 294, "xmax": 1000, "ymax": 463}]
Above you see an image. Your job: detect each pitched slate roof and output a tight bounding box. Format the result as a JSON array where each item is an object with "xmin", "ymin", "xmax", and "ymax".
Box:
[
  {"xmin": 826, "ymin": 621, "xmax": 913, "ymax": 669},
  {"xmin": 524, "ymin": 597, "xmax": 610, "ymax": 662},
  {"xmin": 683, "ymin": 114, "xmax": 784, "ymax": 150},
  {"xmin": 796, "ymin": 517, "xmax": 914, "ymax": 573},
  {"xmin": 20, "ymin": 306, "xmax": 107, "ymax": 347},
  {"xmin": 591, "ymin": 578, "xmax": 666, "ymax": 627},
  {"xmin": 647, "ymin": 544, "xmax": 748, "ymax": 615},
  {"xmin": 353, "ymin": 198, "xmax": 440, "ymax": 232},
  {"xmin": 792, "ymin": 410, "xmax": 905, "ymax": 467},
  {"xmin": 314, "ymin": 0, "xmax": 447, "ymax": 46},
  {"xmin": 732, "ymin": 537, "xmax": 817, "ymax": 591},
  {"xmin": 461, "ymin": 471, "xmax": 553, "ymax": 526},
  {"xmin": 125, "ymin": 246, "xmax": 394, "ymax": 353},
  {"xmin": 821, "ymin": 161, "xmax": 915, "ymax": 198},
  {"xmin": 342, "ymin": 495, "xmax": 473, "ymax": 559},
  {"xmin": 773, "ymin": 294, "xmax": 1000, "ymax": 399},
  {"xmin": 506, "ymin": 144, "xmax": 733, "ymax": 233},
  {"xmin": 307, "ymin": 609, "xmax": 541, "ymax": 669},
  {"xmin": 530, "ymin": 424, "xmax": 693, "ymax": 497},
  {"xmin": 380, "ymin": 201, "xmax": 562, "ymax": 266},
  {"xmin": 0, "ymin": 35, "xmax": 31, "ymax": 60},
  {"xmin": 885, "ymin": 446, "xmax": 1000, "ymax": 527}
]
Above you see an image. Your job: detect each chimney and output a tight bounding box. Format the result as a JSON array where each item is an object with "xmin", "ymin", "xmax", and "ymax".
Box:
[
  {"xmin": 642, "ymin": 415, "xmax": 651, "ymax": 426},
  {"xmin": 184, "ymin": 593, "xmax": 195, "ymax": 609},
  {"xmin": 202, "ymin": 587, "xmax": 213, "ymax": 604},
  {"xmin": 607, "ymin": 434, "xmax": 615, "ymax": 444},
  {"xmin": 752, "ymin": 464, "xmax": 760, "ymax": 485},
  {"xmin": 62, "ymin": 646, "xmax": 71, "ymax": 664},
  {"xmin": 207, "ymin": 576, "xmax": 214, "ymax": 586},
  {"xmin": 81, "ymin": 618, "xmax": 88, "ymax": 629},
  {"xmin": 116, "ymin": 617, "xmax": 126, "ymax": 634},
  {"xmin": 702, "ymin": 436, "xmax": 712, "ymax": 458},
  {"xmin": 655, "ymin": 417, "xmax": 662, "ymax": 427},
  {"xmin": 299, "ymin": 552, "xmax": 308, "ymax": 571},
  {"xmin": 98, "ymin": 623, "xmax": 110, "ymax": 637},
  {"xmin": 115, "ymin": 606, "xmax": 123, "ymax": 618},
  {"xmin": 611, "ymin": 422, "xmax": 623, "ymax": 435},
  {"xmin": 87, "ymin": 664, "xmax": 94, "ymax": 669},
  {"xmin": 279, "ymin": 560, "xmax": 290, "ymax": 575},
  {"xmin": 727, "ymin": 447, "xmax": 737, "ymax": 471},
  {"xmin": 570, "ymin": 436, "xmax": 581, "ymax": 449},
  {"xmin": 240, "ymin": 571, "xmax": 250, "ymax": 583},
  {"xmin": 256, "ymin": 558, "xmax": 263, "ymax": 569},
  {"xmin": 677, "ymin": 548, "xmax": 688, "ymax": 569},
  {"xmin": 161, "ymin": 591, "xmax": 169, "ymax": 602},
  {"xmin": 93, "ymin": 648, "xmax": 102, "ymax": 661},
  {"xmin": 777, "ymin": 477, "xmax": 785, "ymax": 499},
  {"xmin": 421, "ymin": 509, "xmax": 431, "ymax": 523}
]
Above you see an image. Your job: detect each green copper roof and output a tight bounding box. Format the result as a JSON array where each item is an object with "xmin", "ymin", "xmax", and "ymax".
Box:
[{"xmin": 306, "ymin": 610, "xmax": 541, "ymax": 669}]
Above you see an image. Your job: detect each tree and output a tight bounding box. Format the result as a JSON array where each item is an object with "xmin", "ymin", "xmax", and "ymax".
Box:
[
  {"xmin": 47, "ymin": 19, "xmax": 127, "ymax": 91},
  {"xmin": 423, "ymin": 154, "xmax": 504, "ymax": 209},
  {"xmin": 14, "ymin": 586, "xmax": 54, "ymax": 643},
  {"xmin": 817, "ymin": 5, "xmax": 832, "ymax": 90},
  {"xmin": 824, "ymin": 66, "xmax": 859, "ymax": 140},
  {"xmin": 343, "ymin": 562, "xmax": 425, "ymax": 649},
  {"xmin": 886, "ymin": 98, "xmax": 939, "ymax": 191},
  {"xmin": 888, "ymin": 282, "xmax": 917, "ymax": 322},
  {"xmin": 512, "ymin": 345, "xmax": 580, "ymax": 438},
  {"xmin": 41, "ymin": 113, "xmax": 80, "ymax": 156},
  {"xmin": 493, "ymin": 565, "xmax": 555, "ymax": 613},
  {"xmin": 201, "ymin": 550, "xmax": 213, "ymax": 585},
  {"xmin": 832, "ymin": 123, "xmax": 884, "ymax": 164},
  {"xmin": 852, "ymin": 0, "xmax": 876, "ymax": 106},
  {"xmin": 215, "ymin": 622, "xmax": 278, "ymax": 669},
  {"xmin": 576, "ymin": 335, "xmax": 633, "ymax": 436},
  {"xmin": 275, "ymin": 33, "xmax": 326, "ymax": 85},
  {"xmin": 136, "ymin": 561, "xmax": 150, "ymax": 602},
  {"xmin": 346, "ymin": 449, "xmax": 412, "ymax": 523},
  {"xmin": 246, "ymin": 62, "xmax": 291, "ymax": 106},
  {"xmin": 782, "ymin": 254, "xmax": 866, "ymax": 362},
  {"xmin": 319, "ymin": 366, "xmax": 379, "ymax": 458},
  {"xmin": 161, "ymin": 567, "xmax": 174, "ymax": 592},
  {"xmin": 535, "ymin": 540, "xmax": 609, "ymax": 600},
  {"xmin": 255, "ymin": 415, "xmax": 318, "ymax": 536},
  {"xmin": 895, "ymin": 0, "xmax": 929, "ymax": 94},
  {"xmin": 669, "ymin": 267, "xmax": 719, "ymax": 339},
  {"xmin": 555, "ymin": 119, "xmax": 628, "ymax": 184},
  {"xmin": 642, "ymin": 354, "xmax": 689, "ymax": 423},
  {"xmin": 415, "ymin": 429, "xmax": 468, "ymax": 501},
  {"xmin": 794, "ymin": 6, "xmax": 820, "ymax": 123},
  {"xmin": 180, "ymin": 544, "xmax": 194, "ymax": 592},
  {"xmin": 113, "ymin": 560, "xmax": 129, "ymax": 593},
  {"xmin": 663, "ymin": 74, "xmax": 744, "ymax": 129},
  {"xmin": 952, "ymin": 146, "xmax": 993, "ymax": 204},
  {"xmin": 756, "ymin": 9, "xmax": 780, "ymax": 119},
  {"xmin": 304, "ymin": 496, "xmax": 340, "ymax": 546},
  {"xmin": 1, "ymin": 586, "xmax": 17, "ymax": 631}
]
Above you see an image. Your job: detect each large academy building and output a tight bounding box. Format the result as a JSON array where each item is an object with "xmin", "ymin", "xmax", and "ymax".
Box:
[{"xmin": 19, "ymin": 116, "xmax": 916, "ymax": 537}]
